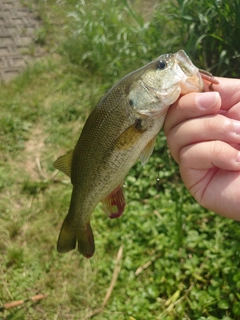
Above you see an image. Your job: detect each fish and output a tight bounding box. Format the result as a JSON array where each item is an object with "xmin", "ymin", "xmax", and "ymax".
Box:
[{"xmin": 54, "ymin": 50, "xmax": 218, "ymax": 258}]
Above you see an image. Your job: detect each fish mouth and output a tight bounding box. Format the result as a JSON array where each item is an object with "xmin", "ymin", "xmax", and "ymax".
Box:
[
  {"xmin": 175, "ymin": 50, "xmax": 196, "ymax": 76},
  {"xmin": 175, "ymin": 50, "xmax": 203, "ymax": 93},
  {"xmin": 182, "ymin": 71, "xmax": 203, "ymax": 93}
]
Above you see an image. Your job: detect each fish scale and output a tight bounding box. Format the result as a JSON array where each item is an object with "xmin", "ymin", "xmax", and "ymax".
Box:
[{"xmin": 54, "ymin": 50, "xmax": 218, "ymax": 257}]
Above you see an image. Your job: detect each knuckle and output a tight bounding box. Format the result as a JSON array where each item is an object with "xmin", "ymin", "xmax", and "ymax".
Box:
[
  {"xmin": 211, "ymin": 140, "xmax": 225, "ymax": 157},
  {"xmin": 205, "ymin": 116, "xmax": 218, "ymax": 131},
  {"xmin": 205, "ymin": 115, "xmax": 231, "ymax": 139},
  {"xmin": 179, "ymin": 145, "xmax": 190, "ymax": 164},
  {"xmin": 166, "ymin": 128, "xmax": 175, "ymax": 146}
]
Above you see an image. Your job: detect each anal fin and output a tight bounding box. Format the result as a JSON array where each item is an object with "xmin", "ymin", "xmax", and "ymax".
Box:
[{"xmin": 102, "ymin": 184, "xmax": 126, "ymax": 219}]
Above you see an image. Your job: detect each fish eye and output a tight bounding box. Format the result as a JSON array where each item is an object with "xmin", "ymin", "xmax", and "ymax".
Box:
[
  {"xmin": 129, "ymin": 99, "xmax": 134, "ymax": 106},
  {"xmin": 157, "ymin": 60, "xmax": 167, "ymax": 70}
]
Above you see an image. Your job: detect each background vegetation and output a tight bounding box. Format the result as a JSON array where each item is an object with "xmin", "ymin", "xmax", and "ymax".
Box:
[{"xmin": 1, "ymin": 0, "xmax": 240, "ymax": 319}]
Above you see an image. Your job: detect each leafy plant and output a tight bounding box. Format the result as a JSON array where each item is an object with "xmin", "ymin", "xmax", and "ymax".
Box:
[
  {"xmin": 147, "ymin": 0, "xmax": 240, "ymax": 76},
  {"xmin": 62, "ymin": 0, "xmax": 150, "ymax": 84},
  {"xmin": 1, "ymin": 0, "xmax": 240, "ymax": 319}
]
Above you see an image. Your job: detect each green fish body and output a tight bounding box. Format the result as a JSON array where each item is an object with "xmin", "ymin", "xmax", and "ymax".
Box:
[{"xmin": 54, "ymin": 50, "xmax": 217, "ymax": 257}]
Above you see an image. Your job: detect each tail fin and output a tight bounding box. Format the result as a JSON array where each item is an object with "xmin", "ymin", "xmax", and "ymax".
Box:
[
  {"xmin": 77, "ymin": 221, "xmax": 95, "ymax": 258},
  {"xmin": 57, "ymin": 218, "xmax": 95, "ymax": 258},
  {"xmin": 57, "ymin": 218, "xmax": 76, "ymax": 253}
]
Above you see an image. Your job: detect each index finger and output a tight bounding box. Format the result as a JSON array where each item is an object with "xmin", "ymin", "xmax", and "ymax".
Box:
[{"xmin": 164, "ymin": 91, "xmax": 221, "ymax": 136}]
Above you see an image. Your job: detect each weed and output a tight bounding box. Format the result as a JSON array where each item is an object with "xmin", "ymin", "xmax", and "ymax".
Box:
[
  {"xmin": 1, "ymin": 0, "xmax": 240, "ymax": 319},
  {"xmin": 148, "ymin": 0, "xmax": 240, "ymax": 76},
  {"xmin": 62, "ymin": 0, "xmax": 151, "ymax": 84}
]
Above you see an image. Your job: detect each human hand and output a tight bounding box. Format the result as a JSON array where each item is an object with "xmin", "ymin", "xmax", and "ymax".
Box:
[{"xmin": 164, "ymin": 78, "xmax": 240, "ymax": 220}]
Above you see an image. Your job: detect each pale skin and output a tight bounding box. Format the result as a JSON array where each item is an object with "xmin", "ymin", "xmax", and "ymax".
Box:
[{"xmin": 164, "ymin": 77, "xmax": 240, "ymax": 220}]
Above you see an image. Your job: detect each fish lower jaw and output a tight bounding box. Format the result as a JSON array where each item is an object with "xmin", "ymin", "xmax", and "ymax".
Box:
[{"xmin": 180, "ymin": 75, "xmax": 203, "ymax": 94}]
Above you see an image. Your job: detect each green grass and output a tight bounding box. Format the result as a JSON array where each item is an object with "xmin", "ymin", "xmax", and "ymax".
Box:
[
  {"xmin": 147, "ymin": 0, "xmax": 240, "ymax": 77},
  {"xmin": 1, "ymin": 0, "xmax": 240, "ymax": 319}
]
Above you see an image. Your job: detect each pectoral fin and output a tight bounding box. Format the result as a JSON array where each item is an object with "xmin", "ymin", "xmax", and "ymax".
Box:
[
  {"xmin": 140, "ymin": 135, "xmax": 157, "ymax": 166},
  {"xmin": 102, "ymin": 184, "xmax": 125, "ymax": 219},
  {"xmin": 115, "ymin": 119, "xmax": 147, "ymax": 151},
  {"xmin": 53, "ymin": 150, "xmax": 73, "ymax": 178}
]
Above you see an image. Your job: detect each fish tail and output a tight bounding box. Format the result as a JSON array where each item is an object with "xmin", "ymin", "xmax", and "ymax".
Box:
[
  {"xmin": 57, "ymin": 217, "xmax": 95, "ymax": 258},
  {"xmin": 77, "ymin": 221, "xmax": 95, "ymax": 258},
  {"xmin": 57, "ymin": 217, "xmax": 76, "ymax": 253}
]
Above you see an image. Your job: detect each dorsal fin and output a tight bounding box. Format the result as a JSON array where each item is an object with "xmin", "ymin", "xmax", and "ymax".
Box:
[{"xmin": 53, "ymin": 150, "xmax": 74, "ymax": 178}]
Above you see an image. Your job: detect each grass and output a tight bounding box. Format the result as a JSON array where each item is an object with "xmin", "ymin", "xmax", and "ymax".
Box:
[
  {"xmin": 1, "ymin": 0, "xmax": 240, "ymax": 319},
  {"xmin": 147, "ymin": 0, "xmax": 240, "ymax": 77}
]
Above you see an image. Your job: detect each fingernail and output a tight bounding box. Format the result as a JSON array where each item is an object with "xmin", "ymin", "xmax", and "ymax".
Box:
[
  {"xmin": 196, "ymin": 92, "xmax": 220, "ymax": 110},
  {"xmin": 233, "ymin": 121, "xmax": 240, "ymax": 135}
]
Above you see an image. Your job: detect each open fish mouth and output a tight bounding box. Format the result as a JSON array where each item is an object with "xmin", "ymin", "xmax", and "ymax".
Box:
[
  {"xmin": 175, "ymin": 50, "xmax": 198, "ymax": 76},
  {"xmin": 174, "ymin": 50, "xmax": 203, "ymax": 94},
  {"xmin": 182, "ymin": 71, "xmax": 203, "ymax": 93}
]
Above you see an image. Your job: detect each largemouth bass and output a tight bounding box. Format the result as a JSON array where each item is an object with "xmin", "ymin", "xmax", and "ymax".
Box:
[{"xmin": 54, "ymin": 50, "xmax": 218, "ymax": 257}]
